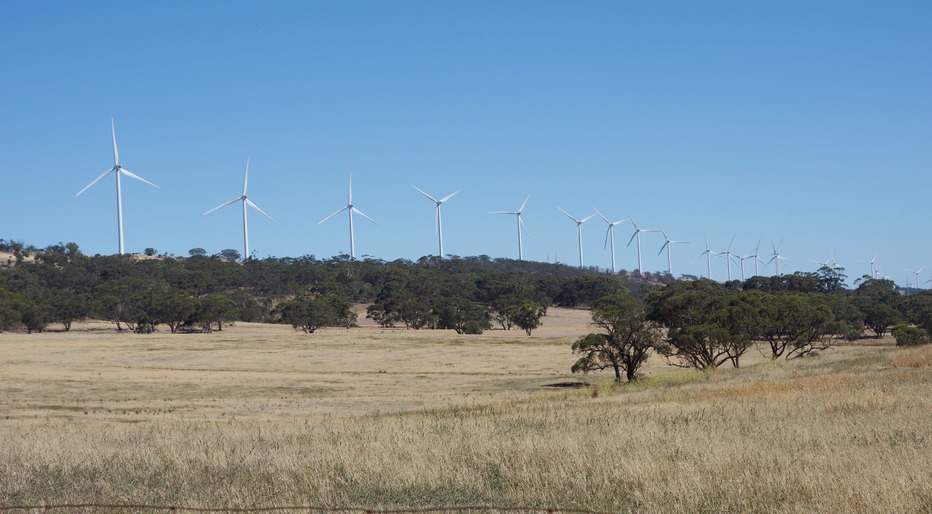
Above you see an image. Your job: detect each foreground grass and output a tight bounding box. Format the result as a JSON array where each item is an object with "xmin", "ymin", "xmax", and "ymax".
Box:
[{"xmin": 1, "ymin": 343, "xmax": 931, "ymax": 512}]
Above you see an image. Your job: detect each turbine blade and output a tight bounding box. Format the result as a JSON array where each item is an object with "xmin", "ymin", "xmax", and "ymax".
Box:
[
  {"xmin": 580, "ymin": 213, "xmax": 596, "ymax": 223},
  {"xmin": 242, "ymin": 157, "xmax": 250, "ymax": 195},
  {"xmin": 604, "ymin": 227, "xmax": 611, "ymax": 250},
  {"xmin": 595, "ymin": 208, "xmax": 610, "ymax": 224},
  {"xmin": 120, "ymin": 169, "xmax": 160, "ymax": 188},
  {"xmin": 353, "ymin": 207, "xmax": 377, "ymax": 224},
  {"xmin": 557, "ymin": 207, "xmax": 578, "ymax": 222},
  {"xmin": 75, "ymin": 167, "xmax": 115, "ymax": 197},
  {"xmin": 438, "ymin": 190, "xmax": 460, "ymax": 203},
  {"xmin": 519, "ymin": 216, "xmax": 530, "ymax": 236},
  {"xmin": 627, "ymin": 231, "xmax": 638, "ymax": 247},
  {"xmin": 320, "ymin": 206, "xmax": 349, "ymax": 224},
  {"xmin": 518, "ymin": 194, "xmax": 531, "ymax": 213},
  {"xmin": 204, "ymin": 197, "xmax": 242, "ymax": 215},
  {"xmin": 245, "ymin": 198, "xmax": 275, "ymax": 222},
  {"xmin": 658, "ymin": 241, "xmax": 669, "ymax": 256},
  {"xmin": 111, "ymin": 118, "xmax": 119, "ymax": 166},
  {"xmin": 412, "ymin": 185, "xmax": 437, "ymax": 203},
  {"xmin": 490, "ymin": 211, "xmax": 517, "ymax": 215}
]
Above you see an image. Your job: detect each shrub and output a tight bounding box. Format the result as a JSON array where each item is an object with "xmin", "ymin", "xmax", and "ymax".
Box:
[{"xmin": 892, "ymin": 322, "xmax": 930, "ymax": 347}]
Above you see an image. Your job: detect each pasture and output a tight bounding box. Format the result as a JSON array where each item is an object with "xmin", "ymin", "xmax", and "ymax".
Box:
[{"xmin": 1, "ymin": 308, "xmax": 930, "ymax": 513}]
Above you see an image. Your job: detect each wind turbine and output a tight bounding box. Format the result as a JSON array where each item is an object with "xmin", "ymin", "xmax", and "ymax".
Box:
[
  {"xmin": 741, "ymin": 239, "xmax": 765, "ymax": 279},
  {"xmin": 595, "ymin": 209, "xmax": 627, "ymax": 274},
  {"xmin": 491, "ymin": 194, "xmax": 531, "ymax": 260},
  {"xmin": 320, "ymin": 172, "xmax": 376, "ymax": 260},
  {"xmin": 657, "ymin": 226, "xmax": 688, "ymax": 277},
  {"xmin": 626, "ymin": 213, "xmax": 658, "ymax": 273},
  {"xmin": 75, "ymin": 119, "xmax": 160, "ymax": 255},
  {"xmin": 412, "ymin": 186, "xmax": 460, "ymax": 258},
  {"xmin": 204, "ymin": 158, "xmax": 275, "ymax": 262},
  {"xmin": 695, "ymin": 235, "xmax": 719, "ymax": 280},
  {"xmin": 860, "ymin": 255, "xmax": 879, "ymax": 279},
  {"xmin": 719, "ymin": 235, "xmax": 737, "ymax": 281},
  {"xmin": 558, "ymin": 208, "xmax": 596, "ymax": 268},
  {"xmin": 907, "ymin": 267, "xmax": 923, "ymax": 294},
  {"xmin": 768, "ymin": 241, "xmax": 787, "ymax": 276}
]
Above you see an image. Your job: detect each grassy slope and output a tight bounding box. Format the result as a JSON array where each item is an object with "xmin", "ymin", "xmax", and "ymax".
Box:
[{"xmin": 0, "ymin": 314, "xmax": 930, "ymax": 512}]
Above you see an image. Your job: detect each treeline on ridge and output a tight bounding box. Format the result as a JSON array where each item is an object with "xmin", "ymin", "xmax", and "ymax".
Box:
[{"xmin": 1, "ymin": 240, "xmax": 931, "ymax": 357}]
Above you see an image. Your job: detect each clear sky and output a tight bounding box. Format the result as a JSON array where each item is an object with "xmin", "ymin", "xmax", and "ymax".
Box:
[{"xmin": 2, "ymin": 1, "xmax": 930, "ymax": 286}]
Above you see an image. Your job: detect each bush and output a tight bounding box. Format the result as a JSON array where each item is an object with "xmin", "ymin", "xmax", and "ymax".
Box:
[{"xmin": 892, "ymin": 322, "xmax": 930, "ymax": 347}]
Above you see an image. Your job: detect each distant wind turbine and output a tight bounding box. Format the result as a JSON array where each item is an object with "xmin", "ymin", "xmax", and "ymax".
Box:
[
  {"xmin": 320, "ymin": 172, "xmax": 376, "ymax": 260},
  {"xmin": 558, "ymin": 208, "xmax": 596, "ymax": 268},
  {"xmin": 204, "ymin": 158, "xmax": 275, "ymax": 262},
  {"xmin": 719, "ymin": 235, "xmax": 737, "ymax": 281},
  {"xmin": 860, "ymin": 255, "xmax": 879, "ymax": 279},
  {"xmin": 75, "ymin": 119, "xmax": 160, "ymax": 255},
  {"xmin": 695, "ymin": 235, "xmax": 719, "ymax": 280},
  {"xmin": 491, "ymin": 194, "xmax": 531, "ymax": 260},
  {"xmin": 768, "ymin": 241, "xmax": 787, "ymax": 276},
  {"xmin": 907, "ymin": 267, "xmax": 923, "ymax": 294},
  {"xmin": 626, "ymin": 213, "xmax": 658, "ymax": 273},
  {"xmin": 657, "ymin": 226, "xmax": 688, "ymax": 277},
  {"xmin": 412, "ymin": 186, "xmax": 460, "ymax": 258},
  {"xmin": 595, "ymin": 209, "xmax": 627, "ymax": 274}
]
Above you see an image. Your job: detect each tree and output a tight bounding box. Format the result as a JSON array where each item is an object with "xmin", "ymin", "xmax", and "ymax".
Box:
[
  {"xmin": 188, "ymin": 248, "xmax": 207, "ymax": 257},
  {"xmin": 433, "ymin": 297, "xmax": 491, "ymax": 334},
  {"xmin": 144, "ymin": 247, "xmax": 157, "ymax": 257},
  {"xmin": 572, "ymin": 292, "xmax": 660, "ymax": 382},
  {"xmin": 756, "ymin": 292, "xmax": 842, "ymax": 359},
  {"xmin": 648, "ymin": 280, "xmax": 756, "ymax": 370},
  {"xmin": 218, "ymin": 249, "xmax": 241, "ymax": 262},
  {"xmin": 508, "ymin": 301, "xmax": 545, "ymax": 336},
  {"xmin": 891, "ymin": 322, "xmax": 929, "ymax": 347},
  {"xmin": 853, "ymin": 277, "xmax": 901, "ymax": 337},
  {"xmin": 193, "ymin": 294, "xmax": 238, "ymax": 332},
  {"xmin": 276, "ymin": 294, "xmax": 340, "ymax": 333}
]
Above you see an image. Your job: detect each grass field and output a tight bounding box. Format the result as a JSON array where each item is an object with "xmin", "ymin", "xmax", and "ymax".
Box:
[{"xmin": 1, "ymin": 308, "xmax": 930, "ymax": 513}]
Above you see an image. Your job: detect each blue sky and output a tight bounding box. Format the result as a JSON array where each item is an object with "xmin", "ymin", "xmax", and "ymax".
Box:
[{"xmin": 2, "ymin": 1, "xmax": 930, "ymax": 286}]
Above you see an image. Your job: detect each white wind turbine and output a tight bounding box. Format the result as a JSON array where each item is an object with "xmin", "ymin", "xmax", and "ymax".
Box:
[
  {"xmin": 907, "ymin": 267, "xmax": 923, "ymax": 294},
  {"xmin": 203, "ymin": 158, "xmax": 274, "ymax": 262},
  {"xmin": 595, "ymin": 209, "xmax": 627, "ymax": 274},
  {"xmin": 739, "ymin": 239, "xmax": 765, "ymax": 279},
  {"xmin": 719, "ymin": 235, "xmax": 737, "ymax": 281},
  {"xmin": 75, "ymin": 119, "xmax": 160, "ymax": 255},
  {"xmin": 626, "ymin": 213, "xmax": 658, "ymax": 273},
  {"xmin": 558, "ymin": 208, "xmax": 596, "ymax": 268},
  {"xmin": 695, "ymin": 235, "xmax": 719, "ymax": 280},
  {"xmin": 657, "ymin": 226, "xmax": 688, "ymax": 277},
  {"xmin": 768, "ymin": 241, "xmax": 787, "ymax": 276},
  {"xmin": 491, "ymin": 194, "xmax": 531, "ymax": 260},
  {"xmin": 412, "ymin": 186, "xmax": 460, "ymax": 258},
  {"xmin": 860, "ymin": 255, "xmax": 879, "ymax": 279},
  {"xmin": 319, "ymin": 173, "xmax": 376, "ymax": 260}
]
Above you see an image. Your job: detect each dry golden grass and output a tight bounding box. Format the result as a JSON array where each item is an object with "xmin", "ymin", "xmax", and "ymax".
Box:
[{"xmin": 1, "ymin": 309, "xmax": 930, "ymax": 513}]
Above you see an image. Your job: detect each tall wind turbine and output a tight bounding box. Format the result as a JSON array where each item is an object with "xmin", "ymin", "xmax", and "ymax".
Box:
[
  {"xmin": 768, "ymin": 241, "xmax": 787, "ymax": 276},
  {"xmin": 320, "ymin": 173, "xmax": 376, "ymax": 260},
  {"xmin": 412, "ymin": 186, "xmax": 460, "ymax": 258},
  {"xmin": 558, "ymin": 208, "xmax": 595, "ymax": 268},
  {"xmin": 907, "ymin": 267, "xmax": 923, "ymax": 294},
  {"xmin": 860, "ymin": 255, "xmax": 879, "ymax": 279},
  {"xmin": 491, "ymin": 194, "xmax": 531, "ymax": 260},
  {"xmin": 695, "ymin": 235, "xmax": 719, "ymax": 280},
  {"xmin": 719, "ymin": 235, "xmax": 737, "ymax": 281},
  {"xmin": 595, "ymin": 209, "xmax": 627, "ymax": 274},
  {"xmin": 657, "ymin": 226, "xmax": 688, "ymax": 277},
  {"xmin": 626, "ymin": 213, "xmax": 658, "ymax": 273},
  {"xmin": 75, "ymin": 119, "xmax": 160, "ymax": 255},
  {"xmin": 741, "ymin": 239, "xmax": 765, "ymax": 279},
  {"xmin": 204, "ymin": 158, "xmax": 274, "ymax": 262}
]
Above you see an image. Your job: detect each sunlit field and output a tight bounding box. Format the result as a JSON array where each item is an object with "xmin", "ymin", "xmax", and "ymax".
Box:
[{"xmin": 1, "ymin": 308, "xmax": 930, "ymax": 513}]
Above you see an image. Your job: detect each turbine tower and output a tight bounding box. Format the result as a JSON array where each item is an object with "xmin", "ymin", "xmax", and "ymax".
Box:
[
  {"xmin": 695, "ymin": 235, "xmax": 718, "ymax": 280},
  {"xmin": 203, "ymin": 158, "xmax": 274, "ymax": 262},
  {"xmin": 558, "ymin": 208, "xmax": 596, "ymax": 268},
  {"xmin": 907, "ymin": 267, "xmax": 923, "ymax": 294},
  {"xmin": 412, "ymin": 186, "xmax": 460, "ymax": 258},
  {"xmin": 320, "ymin": 172, "xmax": 376, "ymax": 260},
  {"xmin": 490, "ymin": 194, "xmax": 531, "ymax": 260},
  {"xmin": 657, "ymin": 226, "xmax": 688, "ymax": 277},
  {"xmin": 595, "ymin": 209, "xmax": 627, "ymax": 274},
  {"xmin": 626, "ymin": 213, "xmax": 658, "ymax": 273},
  {"xmin": 860, "ymin": 255, "xmax": 878, "ymax": 279},
  {"xmin": 75, "ymin": 119, "xmax": 160, "ymax": 255}
]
